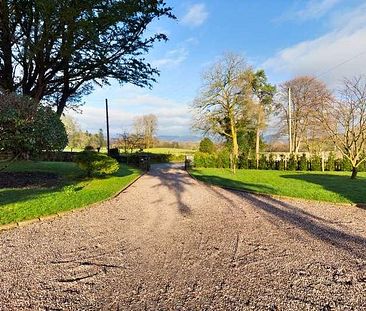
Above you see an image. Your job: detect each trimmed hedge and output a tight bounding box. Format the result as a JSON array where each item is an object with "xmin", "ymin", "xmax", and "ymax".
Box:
[
  {"xmin": 194, "ymin": 152, "xmax": 366, "ymax": 172},
  {"xmin": 194, "ymin": 151, "xmax": 231, "ymax": 168},
  {"xmin": 26, "ymin": 150, "xmax": 185, "ymax": 164},
  {"xmin": 75, "ymin": 151, "xmax": 119, "ymax": 177}
]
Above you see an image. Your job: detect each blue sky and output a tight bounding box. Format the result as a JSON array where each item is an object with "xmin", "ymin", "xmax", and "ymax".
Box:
[{"xmin": 69, "ymin": 0, "xmax": 366, "ymax": 138}]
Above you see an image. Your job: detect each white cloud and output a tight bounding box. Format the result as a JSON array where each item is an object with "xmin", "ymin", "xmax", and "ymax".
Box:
[
  {"xmin": 68, "ymin": 96, "xmax": 192, "ymax": 136},
  {"xmin": 296, "ymin": 0, "xmax": 342, "ymax": 20},
  {"xmin": 264, "ymin": 3, "xmax": 366, "ymax": 88},
  {"xmin": 276, "ymin": 0, "xmax": 342, "ymax": 23},
  {"xmin": 151, "ymin": 48, "xmax": 189, "ymax": 68},
  {"xmin": 181, "ymin": 3, "xmax": 208, "ymax": 27}
]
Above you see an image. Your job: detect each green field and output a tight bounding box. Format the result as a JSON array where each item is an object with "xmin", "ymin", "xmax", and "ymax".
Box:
[
  {"xmin": 190, "ymin": 168, "xmax": 366, "ymax": 204},
  {"xmin": 63, "ymin": 147, "xmax": 108, "ymax": 153},
  {"xmin": 64, "ymin": 147, "xmax": 195, "ymax": 155},
  {"xmin": 143, "ymin": 148, "xmax": 196, "ymax": 154},
  {"xmin": 0, "ymin": 161, "xmax": 141, "ymax": 225}
]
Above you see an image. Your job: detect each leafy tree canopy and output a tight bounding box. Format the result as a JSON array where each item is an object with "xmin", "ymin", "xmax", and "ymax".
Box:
[{"xmin": 0, "ymin": 0, "xmax": 175, "ymax": 115}]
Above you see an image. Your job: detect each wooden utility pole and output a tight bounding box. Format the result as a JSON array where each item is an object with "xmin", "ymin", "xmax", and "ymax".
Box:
[
  {"xmin": 288, "ymin": 87, "xmax": 293, "ymax": 154},
  {"xmin": 105, "ymin": 98, "xmax": 110, "ymax": 155}
]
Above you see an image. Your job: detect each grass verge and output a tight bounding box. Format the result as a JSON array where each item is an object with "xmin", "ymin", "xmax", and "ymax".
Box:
[
  {"xmin": 190, "ymin": 168, "xmax": 366, "ymax": 204},
  {"xmin": 0, "ymin": 161, "xmax": 141, "ymax": 225}
]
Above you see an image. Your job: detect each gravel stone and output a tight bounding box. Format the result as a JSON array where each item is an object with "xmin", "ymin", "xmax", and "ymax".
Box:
[{"xmin": 0, "ymin": 164, "xmax": 365, "ymax": 310}]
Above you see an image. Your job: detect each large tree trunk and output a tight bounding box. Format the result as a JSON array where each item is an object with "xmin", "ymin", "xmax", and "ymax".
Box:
[
  {"xmin": 256, "ymin": 108, "xmax": 263, "ymax": 169},
  {"xmin": 351, "ymin": 166, "xmax": 358, "ymax": 179},
  {"xmin": 56, "ymin": 98, "xmax": 67, "ymax": 116},
  {"xmin": 255, "ymin": 127, "xmax": 260, "ymax": 169},
  {"xmin": 230, "ymin": 117, "xmax": 238, "ymax": 173},
  {"xmin": 0, "ymin": 0, "xmax": 14, "ymax": 91}
]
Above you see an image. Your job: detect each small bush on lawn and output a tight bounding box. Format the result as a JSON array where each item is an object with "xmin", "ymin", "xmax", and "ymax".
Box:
[
  {"xmin": 216, "ymin": 149, "xmax": 230, "ymax": 168},
  {"xmin": 299, "ymin": 154, "xmax": 308, "ymax": 171},
  {"xmin": 258, "ymin": 154, "xmax": 268, "ymax": 170},
  {"xmin": 287, "ymin": 154, "xmax": 297, "ymax": 171},
  {"xmin": 310, "ymin": 155, "xmax": 322, "ymax": 171},
  {"xmin": 199, "ymin": 137, "xmax": 215, "ymax": 153},
  {"xmin": 268, "ymin": 153, "xmax": 276, "ymax": 170},
  {"xmin": 278, "ymin": 155, "xmax": 285, "ymax": 171},
  {"xmin": 84, "ymin": 145, "xmax": 95, "ymax": 151},
  {"xmin": 335, "ymin": 158, "xmax": 343, "ymax": 171},
  {"xmin": 342, "ymin": 157, "xmax": 352, "ymax": 171},
  {"xmin": 238, "ymin": 154, "xmax": 249, "ymax": 169},
  {"xmin": 327, "ymin": 152, "xmax": 335, "ymax": 171},
  {"xmin": 359, "ymin": 153, "xmax": 366, "ymax": 172},
  {"xmin": 75, "ymin": 151, "xmax": 119, "ymax": 177}
]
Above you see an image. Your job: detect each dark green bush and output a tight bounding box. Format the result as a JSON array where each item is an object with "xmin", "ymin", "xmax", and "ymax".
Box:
[
  {"xmin": 287, "ymin": 154, "xmax": 297, "ymax": 171},
  {"xmin": 0, "ymin": 90, "xmax": 67, "ymax": 156},
  {"xmin": 335, "ymin": 158, "xmax": 343, "ymax": 171},
  {"xmin": 199, "ymin": 137, "xmax": 215, "ymax": 153},
  {"xmin": 216, "ymin": 149, "xmax": 230, "ymax": 168},
  {"xmin": 84, "ymin": 145, "xmax": 95, "ymax": 151},
  {"xmin": 327, "ymin": 152, "xmax": 335, "ymax": 171},
  {"xmin": 342, "ymin": 157, "xmax": 352, "ymax": 171},
  {"xmin": 238, "ymin": 154, "xmax": 249, "ymax": 169},
  {"xmin": 299, "ymin": 154, "xmax": 307, "ymax": 171},
  {"xmin": 75, "ymin": 151, "xmax": 119, "ymax": 177},
  {"xmin": 194, "ymin": 152, "xmax": 214, "ymax": 168},
  {"xmin": 247, "ymin": 159, "xmax": 255, "ymax": 169},
  {"xmin": 358, "ymin": 153, "xmax": 366, "ymax": 172},
  {"xmin": 258, "ymin": 154, "xmax": 268, "ymax": 170},
  {"xmin": 194, "ymin": 150, "xmax": 230, "ymax": 168},
  {"xmin": 268, "ymin": 153, "xmax": 276, "ymax": 170},
  {"xmin": 310, "ymin": 155, "xmax": 321, "ymax": 171},
  {"xmin": 278, "ymin": 155, "xmax": 285, "ymax": 171},
  {"xmin": 109, "ymin": 148, "xmax": 119, "ymax": 156}
]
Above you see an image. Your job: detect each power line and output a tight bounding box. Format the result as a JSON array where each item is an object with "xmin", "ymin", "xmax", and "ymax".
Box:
[{"xmin": 315, "ymin": 49, "xmax": 366, "ymax": 80}]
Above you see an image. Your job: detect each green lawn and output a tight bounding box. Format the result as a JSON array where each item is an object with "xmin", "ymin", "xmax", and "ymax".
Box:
[
  {"xmin": 190, "ymin": 168, "xmax": 366, "ymax": 204},
  {"xmin": 63, "ymin": 147, "xmax": 108, "ymax": 153},
  {"xmin": 0, "ymin": 161, "xmax": 141, "ymax": 225},
  {"xmin": 144, "ymin": 148, "xmax": 196, "ymax": 155}
]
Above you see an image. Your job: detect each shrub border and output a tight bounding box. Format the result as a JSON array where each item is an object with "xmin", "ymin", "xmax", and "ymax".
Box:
[{"xmin": 0, "ymin": 170, "xmax": 145, "ymax": 233}]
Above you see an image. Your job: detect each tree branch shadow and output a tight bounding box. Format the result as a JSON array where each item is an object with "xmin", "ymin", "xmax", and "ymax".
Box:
[
  {"xmin": 193, "ymin": 173, "xmax": 366, "ymax": 260},
  {"xmin": 150, "ymin": 164, "xmax": 194, "ymax": 215},
  {"xmin": 231, "ymin": 190, "xmax": 366, "ymax": 259}
]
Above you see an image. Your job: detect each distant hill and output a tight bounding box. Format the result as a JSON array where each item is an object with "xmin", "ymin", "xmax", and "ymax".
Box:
[{"xmin": 157, "ymin": 135, "xmax": 202, "ymax": 142}]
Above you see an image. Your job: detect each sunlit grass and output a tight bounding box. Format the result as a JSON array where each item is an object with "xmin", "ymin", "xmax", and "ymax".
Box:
[
  {"xmin": 0, "ymin": 161, "xmax": 141, "ymax": 225},
  {"xmin": 140, "ymin": 148, "xmax": 196, "ymax": 154},
  {"xmin": 190, "ymin": 168, "xmax": 366, "ymax": 204}
]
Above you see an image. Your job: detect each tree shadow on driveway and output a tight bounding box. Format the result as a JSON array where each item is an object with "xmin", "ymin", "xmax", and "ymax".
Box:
[
  {"xmin": 150, "ymin": 164, "xmax": 195, "ymax": 215},
  {"xmin": 195, "ymin": 174, "xmax": 366, "ymax": 260},
  {"xmin": 236, "ymin": 191, "xmax": 366, "ymax": 259}
]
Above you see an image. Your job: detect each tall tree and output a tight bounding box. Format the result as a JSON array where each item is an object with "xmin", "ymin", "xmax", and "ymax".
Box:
[
  {"xmin": 192, "ymin": 53, "xmax": 253, "ymax": 172},
  {"xmin": 276, "ymin": 76, "xmax": 332, "ymax": 154},
  {"xmin": 97, "ymin": 128, "xmax": 105, "ymax": 149},
  {"xmin": 250, "ymin": 69, "xmax": 276, "ymax": 168},
  {"xmin": 61, "ymin": 115, "xmax": 81, "ymax": 151},
  {"xmin": 0, "ymin": 0, "xmax": 175, "ymax": 115},
  {"xmin": 133, "ymin": 113, "xmax": 157, "ymax": 148},
  {"xmin": 318, "ymin": 76, "xmax": 366, "ymax": 179}
]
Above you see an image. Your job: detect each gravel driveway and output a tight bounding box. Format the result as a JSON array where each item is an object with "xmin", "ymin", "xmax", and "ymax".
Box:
[{"xmin": 0, "ymin": 164, "xmax": 365, "ymax": 310}]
